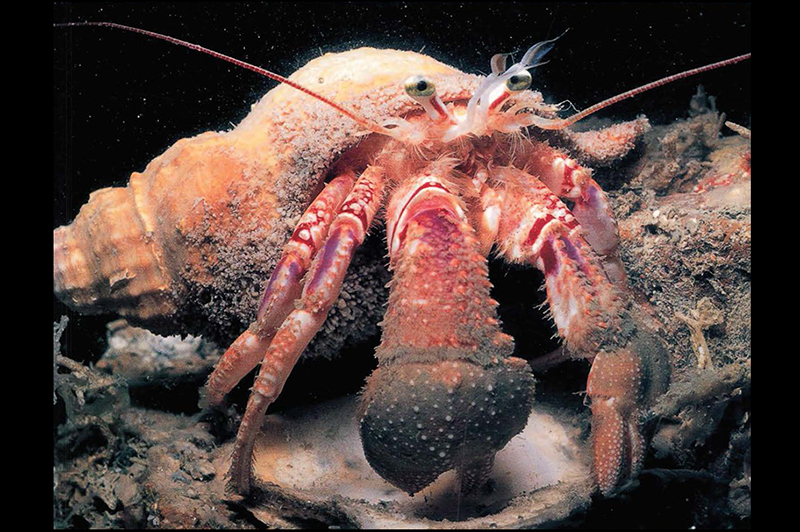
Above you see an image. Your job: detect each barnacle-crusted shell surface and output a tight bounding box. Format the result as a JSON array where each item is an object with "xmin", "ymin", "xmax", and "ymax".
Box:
[{"xmin": 54, "ymin": 48, "xmax": 468, "ymax": 345}]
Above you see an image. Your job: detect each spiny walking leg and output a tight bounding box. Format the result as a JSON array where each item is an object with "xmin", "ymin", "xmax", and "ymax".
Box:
[
  {"xmin": 521, "ymin": 143, "xmax": 628, "ymax": 285},
  {"xmin": 491, "ymin": 166, "xmax": 668, "ymax": 495},
  {"xmin": 201, "ymin": 171, "xmax": 356, "ymax": 407},
  {"xmin": 227, "ymin": 166, "xmax": 385, "ymax": 493}
]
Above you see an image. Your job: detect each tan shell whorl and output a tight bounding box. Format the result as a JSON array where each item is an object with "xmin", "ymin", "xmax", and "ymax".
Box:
[{"xmin": 54, "ymin": 130, "xmax": 283, "ymax": 332}]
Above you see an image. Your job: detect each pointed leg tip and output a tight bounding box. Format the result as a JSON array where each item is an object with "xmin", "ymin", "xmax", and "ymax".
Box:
[
  {"xmin": 456, "ymin": 454, "xmax": 496, "ymax": 495},
  {"xmin": 226, "ymin": 451, "xmax": 255, "ymax": 497}
]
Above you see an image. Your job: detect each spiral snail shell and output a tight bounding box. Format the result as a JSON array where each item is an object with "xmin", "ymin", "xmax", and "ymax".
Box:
[{"xmin": 54, "ymin": 47, "xmax": 464, "ymax": 344}]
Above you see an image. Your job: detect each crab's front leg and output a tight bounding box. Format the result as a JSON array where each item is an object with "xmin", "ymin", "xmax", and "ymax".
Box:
[
  {"xmin": 226, "ymin": 166, "xmax": 385, "ymax": 494},
  {"xmin": 490, "ymin": 166, "xmax": 669, "ymax": 495},
  {"xmin": 521, "ymin": 142, "xmax": 628, "ymax": 286},
  {"xmin": 358, "ymin": 163, "xmax": 535, "ymax": 495}
]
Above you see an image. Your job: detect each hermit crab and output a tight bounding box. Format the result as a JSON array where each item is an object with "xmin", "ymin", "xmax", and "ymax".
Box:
[{"xmin": 53, "ymin": 22, "xmax": 750, "ymax": 498}]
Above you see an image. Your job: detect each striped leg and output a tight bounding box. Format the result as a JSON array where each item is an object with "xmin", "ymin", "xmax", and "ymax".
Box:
[
  {"xmin": 227, "ymin": 166, "xmax": 385, "ymax": 494},
  {"xmin": 522, "ymin": 143, "xmax": 627, "ymax": 286},
  {"xmin": 492, "ymin": 166, "xmax": 664, "ymax": 496},
  {"xmin": 494, "ymin": 165, "xmax": 626, "ymax": 355},
  {"xmin": 201, "ymin": 171, "xmax": 356, "ymax": 407}
]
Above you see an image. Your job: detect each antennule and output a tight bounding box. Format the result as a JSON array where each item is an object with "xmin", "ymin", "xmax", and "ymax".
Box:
[
  {"xmin": 54, "ymin": 22, "xmax": 392, "ymax": 136},
  {"xmin": 529, "ymin": 53, "xmax": 751, "ymax": 130}
]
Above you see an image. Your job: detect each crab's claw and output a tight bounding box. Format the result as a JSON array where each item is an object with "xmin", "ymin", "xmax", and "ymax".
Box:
[
  {"xmin": 585, "ymin": 324, "xmax": 670, "ymax": 496},
  {"xmin": 359, "ymin": 357, "xmax": 535, "ymax": 495}
]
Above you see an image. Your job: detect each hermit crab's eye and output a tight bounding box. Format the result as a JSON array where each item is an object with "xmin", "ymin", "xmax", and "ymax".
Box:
[
  {"xmin": 405, "ymin": 75, "xmax": 437, "ymax": 98},
  {"xmin": 403, "ymin": 75, "xmax": 455, "ymax": 124},
  {"xmin": 506, "ymin": 71, "xmax": 532, "ymax": 92}
]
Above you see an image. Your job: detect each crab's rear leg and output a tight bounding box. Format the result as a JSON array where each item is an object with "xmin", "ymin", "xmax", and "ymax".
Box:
[
  {"xmin": 359, "ymin": 165, "xmax": 535, "ymax": 495},
  {"xmin": 200, "ymin": 171, "xmax": 357, "ymax": 407},
  {"xmin": 227, "ymin": 166, "xmax": 385, "ymax": 494},
  {"xmin": 491, "ymin": 166, "xmax": 669, "ymax": 495}
]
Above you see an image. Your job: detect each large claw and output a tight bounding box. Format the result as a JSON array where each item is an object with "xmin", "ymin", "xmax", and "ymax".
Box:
[
  {"xmin": 586, "ymin": 323, "xmax": 670, "ymax": 495},
  {"xmin": 359, "ymin": 357, "xmax": 535, "ymax": 495}
]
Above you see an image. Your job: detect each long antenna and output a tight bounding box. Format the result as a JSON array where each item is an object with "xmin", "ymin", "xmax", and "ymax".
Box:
[
  {"xmin": 54, "ymin": 22, "xmax": 392, "ymax": 136},
  {"xmin": 530, "ymin": 53, "xmax": 751, "ymax": 130}
]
